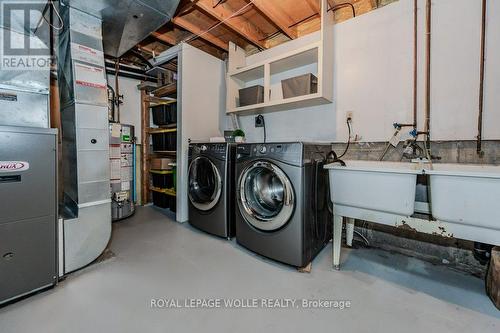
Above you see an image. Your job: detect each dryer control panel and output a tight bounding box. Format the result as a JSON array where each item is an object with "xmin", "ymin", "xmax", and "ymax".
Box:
[
  {"xmin": 189, "ymin": 143, "xmax": 230, "ymax": 161},
  {"xmin": 236, "ymin": 143, "xmax": 304, "ymax": 166}
]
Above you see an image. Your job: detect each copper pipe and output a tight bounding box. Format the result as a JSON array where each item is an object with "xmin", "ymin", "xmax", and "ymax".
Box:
[
  {"xmin": 413, "ymin": 0, "xmax": 418, "ymax": 129},
  {"xmin": 477, "ymin": 0, "xmax": 487, "ymax": 155},
  {"xmin": 424, "ymin": 0, "xmax": 431, "ymax": 151}
]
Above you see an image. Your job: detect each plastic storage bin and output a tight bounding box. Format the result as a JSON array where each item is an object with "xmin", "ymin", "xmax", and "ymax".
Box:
[
  {"xmin": 152, "ymin": 191, "xmax": 169, "ymax": 209},
  {"xmin": 168, "ymin": 196, "xmax": 176, "ymax": 212},
  {"xmin": 151, "ymin": 158, "xmax": 174, "ymax": 170},
  {"xmin": 239, "ymin": 85, "xmax": 264, "ymax": 107},
  {"xmin": 151, "ymin": 130, "xmax": 177, "ymax": 152},
  {"xmin": 281, "ymin": 73, "xmax": 318, "ymax": 99},
  {"xmin": 150, "ymin": 170, "xmax": 174, "ymax": 189},
  {"xmin": 151, "ymin": 103, "xmax": 177, "ymax": 126}
]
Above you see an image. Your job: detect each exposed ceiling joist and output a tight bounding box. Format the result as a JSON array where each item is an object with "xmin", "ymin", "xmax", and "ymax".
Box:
[
  {"xmin": 151, "ymin": 32, "xmax": 177, "ymax": 45},
  {"xmin": 137, "ymin": 44, "xmax": 158, "ymax": 56},
  {"xmin": 305, "ymin": 0, "xmax": 320, "ymax": 14},
  {"xmin": 250, "ymin": 0, "xmax": 297, "ymax": 39},
  {"xmin": 194, "ymin": 0, "xmax": 268, "ymax": 49},
  {"xmin": 172, "ymin": 16, "xmax": 229, "ymax": 51}
]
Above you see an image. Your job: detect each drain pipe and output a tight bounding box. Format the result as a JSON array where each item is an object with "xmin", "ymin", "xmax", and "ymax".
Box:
[{"xmin": 476, "ymin": 0, "xmax": 487, "ymax": 156}]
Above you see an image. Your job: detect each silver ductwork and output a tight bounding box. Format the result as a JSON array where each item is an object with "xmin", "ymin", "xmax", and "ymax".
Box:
[
  {"xmin": 58, "ymin": 4, "xmax": 111, "ymax": 273},
  {"xmin": 61, "ymin": 0, "xmax": 180, "ymax": 57},
  {"xmin": 0, "ymin": 0, "xmax": 50, "ymax": 128}
]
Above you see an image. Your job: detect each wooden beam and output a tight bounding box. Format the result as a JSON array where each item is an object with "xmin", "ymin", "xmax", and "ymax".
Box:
[
  {"xmin": 172, "ymin": 16, "xmax": 228, "ymax": 51},
  {"xmin": 137, "ymin": 44, "xmax": 159, "ymax": 56},
  {"xmin": 151, "ymin": 32, "xmax": 177, "ymax": 45},
  {"xmin": 251, "ymin": 0, "xmax": 297, "ymax": 39},
  {"xmin": 194, "ymin": 0, "xmax": 268, "ymax": 49},
  {"xmin": 305, "ymin": 0, "xmax": 320, "ymax": 13},
  {"xmin": 141, "ymin": 90, "xmax": 151, "ymax": 205}
]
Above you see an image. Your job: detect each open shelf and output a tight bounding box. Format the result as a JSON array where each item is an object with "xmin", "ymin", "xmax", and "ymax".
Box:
[
  {"xmin": 228, "ymin": 93, "xmax": 330, "ymax": 115},
  {"xmin": 270, "ymin": 46, "xmax": 319, "ymax": 76},
  {"xmin": 151, "ymin": 82, "xmax": 177, "ymax": 97},
  {"xmin": 147, "ymin": 127, "xmax": 177, "ymax": 134},
  {"xmin": 145, "ymin": 95, "xmax": 176, "ymax": 106},
  {"xmin": 230, "ymin": 65, "xmax": 264, "ymax": 82},
  {"xmin": 226, "ymin": 1, "xmax": 333, "ymax": 115},
  {"xmin": 149, "ymin": 169, "xmax": 173, "ymax": 174},
  {"xmin": 151, "ymin": 150, "xmax": 176, "ymax": 155},
  {"xmin": 150, "ymin": 186, "xmax": 176, "ymax": 197}
]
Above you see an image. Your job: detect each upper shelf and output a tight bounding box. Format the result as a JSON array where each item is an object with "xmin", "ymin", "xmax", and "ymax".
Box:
[
  {"xmin": 230, "ymin": 65, "xmax": 264, "ymax": 82},
  {"xmin": 227, "ymin": 93, "xmax": 330, "ymax": 115},
  {"xmin": 270, "ymin": 47, "xmax": 318, "ymax": 76},
  {"xmin": 146, "ymin": 95, "xmax": 176, "ymax": 106},
  {"xmin": 228, "ymin": 42, "xmax": 320, "ymax": 79},
  {"xmin": 151, "ymin": 82, "xmax": 177, "ymax": 97}
]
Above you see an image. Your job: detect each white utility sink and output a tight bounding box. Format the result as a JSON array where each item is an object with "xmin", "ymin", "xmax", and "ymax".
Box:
[
  {"xmin": 326, "ymin": 160, "xmax": 500, "ymax": 270},
  {"xmin": 426, "ymin": 163, "xmax": 500, "ymax": 230},
  {"xmin": 325, "ymin": 160, "xmax": 423, "ymax": 216}
]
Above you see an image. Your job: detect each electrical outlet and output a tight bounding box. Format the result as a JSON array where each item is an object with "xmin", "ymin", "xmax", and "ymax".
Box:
[
  {"xmin": 255, "ymin": 115, "xmax": 264, "ymax": 127},
  {"xmin": 346, "ymin": 111, "xmax": 353, "ymax": 122}
]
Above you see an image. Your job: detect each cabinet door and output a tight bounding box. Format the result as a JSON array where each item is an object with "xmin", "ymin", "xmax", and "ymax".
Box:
[{"xmin": 0, "ymin": 216, "xmax": 57, "ymax": 303}]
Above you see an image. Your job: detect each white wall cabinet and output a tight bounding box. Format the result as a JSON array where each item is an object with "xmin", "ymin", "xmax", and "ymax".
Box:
[{"xmin": 226, "ymin": 0, "xmax": 334, "ymax": 115}]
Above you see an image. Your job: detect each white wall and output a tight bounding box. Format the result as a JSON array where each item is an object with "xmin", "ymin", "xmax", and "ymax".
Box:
[
  {"xmin": 107, "ymin": 75, "xmax": 142, "ymax": 141},
  {"xmin": 177, "ymin": 43, "xmax": 226, "ymax": 222},
  {"xmin": 230, "ymin": 0, "xmax": 500, "ymax": 143}
]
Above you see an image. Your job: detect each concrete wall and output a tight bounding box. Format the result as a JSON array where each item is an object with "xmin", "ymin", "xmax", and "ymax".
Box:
[{"xmin": 230, "ymin": 0, "xmax": 500, "ymax": 144}]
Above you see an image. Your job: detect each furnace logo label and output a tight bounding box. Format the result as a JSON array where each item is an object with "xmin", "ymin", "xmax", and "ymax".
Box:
[
  {"xmin": 0, "ymin": 161, "xmax": 30, "ymax": 172},
  {"xmin": 0, "ymin": 0, "xmax": 52, "ymax": 70}
]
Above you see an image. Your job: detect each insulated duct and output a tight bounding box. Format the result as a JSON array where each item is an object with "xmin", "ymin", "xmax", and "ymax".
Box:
[{"xmin": 58, "ymin": 4, "xmax": 111, "ymax": 273}]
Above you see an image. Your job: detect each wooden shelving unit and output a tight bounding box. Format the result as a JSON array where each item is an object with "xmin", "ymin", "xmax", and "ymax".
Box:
[
  {"xmin": 141, "ymin": 64, "xmax": 178, "ymax": 208},
  {"xmin": 151, "ymin": 82, "xmax": 177, "ymax": 97}
]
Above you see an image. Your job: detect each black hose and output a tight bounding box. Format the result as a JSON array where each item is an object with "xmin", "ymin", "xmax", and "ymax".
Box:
[
  {"xmin": 257, "ymin": 115, "xmax": 266, "ymax": 143},
  {"xmin": 326, "ymin": 119, "xmax": 352, "ymax": 166},
  {"xmin": 338, "ymin": 119, "xmax": 352, "ymax": 159}
]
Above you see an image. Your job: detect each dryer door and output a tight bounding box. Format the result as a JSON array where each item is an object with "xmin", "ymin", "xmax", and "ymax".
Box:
[
  {"xmin": 188, "ymin": 157, "xmax": 222, "ymax": 211},
  {"xmin": 238, "ymin": 161, "xmax": 295, "ymax": 231}
]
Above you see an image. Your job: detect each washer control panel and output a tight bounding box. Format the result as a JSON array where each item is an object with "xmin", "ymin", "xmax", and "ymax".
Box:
[{"xmin": 251, "ymin": 144, "xmax": 287, "ymax": 155}]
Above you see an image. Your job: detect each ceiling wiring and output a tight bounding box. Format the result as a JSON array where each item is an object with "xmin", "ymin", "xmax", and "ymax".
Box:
[{"xmin": 181, "ymin": 0, "xmax": 258, "ymax": 48}]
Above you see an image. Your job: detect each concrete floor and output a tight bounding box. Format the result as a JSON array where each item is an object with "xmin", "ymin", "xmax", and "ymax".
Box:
[{"xmin": 1, "ymin": 206, "xmax": 499, "ymax": 332}]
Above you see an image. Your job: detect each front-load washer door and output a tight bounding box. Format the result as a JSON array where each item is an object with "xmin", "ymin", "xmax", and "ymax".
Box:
[
  {"xmin": 238, "ymin": 161, "xmax": 295, "ymax": 231},
  {"xmin": 188, "ymin": 157, "xmax": 222, "ymax": 211}
]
